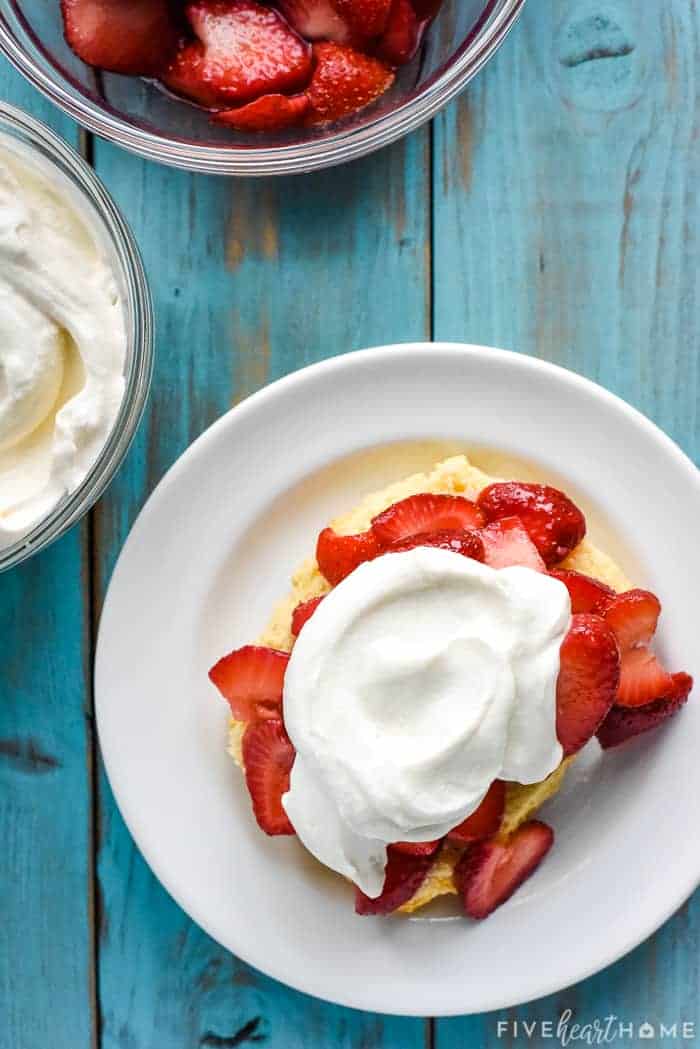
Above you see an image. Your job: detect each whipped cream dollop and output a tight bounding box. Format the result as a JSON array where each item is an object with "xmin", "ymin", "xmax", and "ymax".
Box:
[
  {"xmin": 283, "ymin": 548, "xmax": 571, "ymax": 898},
  {"xmin": 0, "ymin": 139, "xmax": 126, "ymax": 548}
]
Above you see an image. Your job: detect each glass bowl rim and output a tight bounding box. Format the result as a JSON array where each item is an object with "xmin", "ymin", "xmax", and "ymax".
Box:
[
  {"xmin": 0, "ymin": 0, "xmax": 526, "ymax": 175},
  {"xmin": 0, "ymin": 101, "xmax": 154, "ymax": 572}
]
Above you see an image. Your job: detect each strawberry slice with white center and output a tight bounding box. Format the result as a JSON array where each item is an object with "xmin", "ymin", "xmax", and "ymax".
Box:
[
  {"xmin": 305, "ymin": 42, "xmax": 395, "ymax": 125},
  {"xmin": 455, "ymin": 820, "xmax": 554, "ymax": 919},
  {"xmin": 316, "ymin": 525, "xmax": 382, "ymax": 585},
  {"xmin": 61, "ymin": 0, "xmax": 178, "ymax": 75},
  {"xmin": 277, "ymin": 0, "xmax": 354, "ymax": 43},
  {"xmin": 602, "ymin": 589, "xmax": 660, "ymax": 649},
  {"xmin": 355, "ymin": 845, "xmax": 435, "ymax": 914},
  {"xmin": 388, "ymin": 528, "xmax": 485, "ymax": 561},
  {"xmin": 555, "ymin": 613, "xmax": 620, "ymax": 756},
  {"xmin": 597, "ymin": 672, "xmax": 694, "ymax": 749},
  {"xmin": 600, "ymin": 589, "xmax": 678, "ymax": 708},
  {"xmin": 548, "ymin": 568, "xmax": 615, "ymax": 614},
  {"xmin": 242, "ymin": 719, "xmax": 296, "ymax": 835},
  {"xmin": 448, "ymin": 780, "xmax": 505, "ymax": 845},
  {"xmin": 479, "ymin": 516, "xmax": 545, "ymax": 572},
  {"xmin": 209, "ymin": 644, "xmax": 289, "ymax": 721},
  {"xmin": 372, "ymin": 493, "xmax": 484, "ymax": 545},
  {"xmin": 213, "ymin": 93, "xmax": 310, "ymax": 131},
  {"xmin": 164, "ymin": 0, "xmax": 312, "ymax": 108},
  {"xmin": 477, "ymin": 482, "xmax": 586, "ymax": 566},
  {"xmin": 291, "ymin": 595, "xmax": 325, "ymax": 636}
]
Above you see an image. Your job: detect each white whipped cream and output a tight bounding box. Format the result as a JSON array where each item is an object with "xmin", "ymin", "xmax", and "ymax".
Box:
[
  {"xmin": 283, "ymin": 548, "xmax": 570, "ymax": 898},
  {"xmin": 0, "ymin": 139, "xmax": 126, "ymax": 548}
]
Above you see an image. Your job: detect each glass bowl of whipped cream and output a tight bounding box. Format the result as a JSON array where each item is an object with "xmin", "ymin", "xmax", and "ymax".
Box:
[{"xmin": 0, "ymin": 102, "xmax": 153, "ymax": 571}]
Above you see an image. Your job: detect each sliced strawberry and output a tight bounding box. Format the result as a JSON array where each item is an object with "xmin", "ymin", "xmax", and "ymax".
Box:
[
  {"xmin": 372, "ymin": 493, "xmax": 484, "ymax": 545},
  {"xmin": 61, "ymin": 0, "xmax": 178, "ymax": 75},
  {"xmin": 602, "ymin": 589, "xmax": 661, "ymax": 650},
  {"xmin": 388, "ymin": 528, "xmax": 485, "ymax": 562},
  {"xmin": 291, "ymin": 595, "xmax": 325, "ymax": 636},
  {"xmin": 597, "ymin": 672, "xmax": 693, "ymax": 749},
  {"xmin": 164, "ymin": 0, "xmax": 312, "ymax": 108},
  {"xmin": 375, "ymin": 0, "xmax": 426, "ymax": 66},
  {"xmin": 549, "ymin": 568, "xmax": 616, "ymax": 614},
  {"xmin": 213, "ymin": 93, "xmax": 309, "ymax": 130},
  {"xmin": 277, "ymin": 0, "xmax": 354, "ymax": 43},
  {"xmin": 305, "ymin": 42, "xmax": 394, "ymax": 125},
  {"xmin": 477, "ymin": 482, "xmax": 586, "ymax": 566},
  {"xmin": 333, "ymin": 0, "xmax": 392, "ymax": 38},
  {"xmin": 355, "ymin": 845, "xmax": 434, "ymax": 914},
  {"xmin": 455, "ymin": 820, "xmax": 554, "ymax": 919},
  {"xmin": 391, "ymin": 839, "xmax": 441, "ymax": 856},
  {"xmin": 448, "ymin": 780, "xmax": 505, "ymax": 845},
  {"xmin": 555, "ymin": 613, "xmax": 620, "ymax": 756},
  {"xmin": 410, "ymin": 0, "xmax": 443, "ymax": 16},
  {"xmin": 479, "ymin": 517, "xmax": 546, "ymax": 572},
  {"xmin": 209, "ymin": 644, "xmax": 289, "ymax": 721},
  {"xmin": 616, "ymin": 647, "xmax": 675, "ymax": 708},
  {"xmin": 242, "ymin": 719, "xmax": 296, "ymax": 835},
  {"xmin": 316, "ymin": 525, "xmax": 382, "ymax": 585}
]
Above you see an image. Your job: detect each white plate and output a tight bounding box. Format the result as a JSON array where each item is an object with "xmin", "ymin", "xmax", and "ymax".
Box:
[{"xmin": 96, "ymin": 343, "xmax": 700, "ymax": 1016}]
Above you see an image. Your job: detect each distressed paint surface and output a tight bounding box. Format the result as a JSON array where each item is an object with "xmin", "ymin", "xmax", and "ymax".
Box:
[{"xmin": 0, "ymin": 0, "xmax": 699, "ymax": 1045}]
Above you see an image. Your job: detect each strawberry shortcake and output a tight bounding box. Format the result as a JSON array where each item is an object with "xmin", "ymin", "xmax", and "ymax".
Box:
[{"xmin": 209, "ymin": 455, "xmax": 692, "ymax": 918}]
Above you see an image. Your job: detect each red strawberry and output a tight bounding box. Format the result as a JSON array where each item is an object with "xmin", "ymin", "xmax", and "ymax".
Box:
[
  {"xmin": 375, "ymin": 0, "xmax": 426, "ymax": 66},
  {"xmin": 455, "ymin": 820, "xmax": 554, "ymax": 919},
  {"xmin": 602, "ymin": 589, "xmax": 661, "ymax": 650},
  {"xmin": 597, "ymin": 672, "xmax": 693, "ymax": 749},
  {"xmin": 372, "ymin": 493, "xmax": 484, "ymax": 545},
  {"xmin": 616, "ymin": 647, "xmax": 674, "ymax": 708},
  {"xmin": 479, "ymin": 517, "xmax": 546, "ymax": 572},
  {"xmin": 213, "ymin": 92, "xmax": 309, "ymax": 130},
  {"xmin": 305, "ymin": 42, "xmax": 394, "ymax": 125},
  {"xmin": 355, "ymin": 845, "xmax": 434, "ymax": 914},
  {"xmin": 277, "ymin": 0, "xmax": 354, "ymax": 43},
  {"xmin": 555, "ymin": 614, "xmax": 620, "ymax": 756},
  {"xmin": 61, "ymin": 0, "xmax": 178, "ymax": 74},
  {"xmin": 391, "ymin": 839, "xmax": 441, "ymax": 856},
  {"xmin": 164, "ymin": 0, "xmax": 312, "ymax": 108},
  {"xmin": 410, "ymin": 0, "xmax": 443, "ymax": 16},
  {"xmin": 333, "ymin": 0, "xmax": 392, "ymax": 38},
  {"xmin": 549, "ymin": 568, "xmax": 616, "ymax": 614},
  {"xmin": 209, "ymin": 644, "xmax": 289, "ymax": 721},
  {"xmin": 448, "ymin": 780, "xmax": 505, "ymax": 845},
  {"xmin": 477, "ymin": 482, "xmax": 586, "ymax": 566},
  {"xmin": 388, "ymin": 528, "xmax": 485, "ymax": 562},
  {"xmin": 242, "ymin": 719, "xmax": 296, "ymax": 835},
  {"xmin": 316, "ymin": 526, "xmax": 382, "ymax": 585},
  {"xmin": 291, "ymin": 595, "xmax": 325, "ymax": 636}
]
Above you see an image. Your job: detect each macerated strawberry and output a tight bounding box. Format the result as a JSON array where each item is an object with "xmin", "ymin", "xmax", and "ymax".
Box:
[
  {"xmin": 278, "ymin": 0, "xmax": 354, "ymax": 43},
  {"xmin": 61, "ymin": 0, "xmax": 178, "ymax": 74},
  {"xmin": 410, "ymin": 0, "xmax": 443, "ymax": 16},
  {"xmin": 448, "ymin": 780, "xmax": 505, "ymax": 845},
  {"xmin": 376, "ymin": 0, "xmax": 426, "ymax": 66},
  {"xmin": 355, "ymin": 846, "xmax": 434, "ymax": 914},
  {"xmin": 242, "ymin": 719, "xmax": 296, "ymax": 835},
  {"xmin": 372, "ymin": 493, "xmax": 484, "ymax": 545},
  {"xmin": 455, "ymin": 820, "xmax": 554, "ymax": 919},
  {"xmin": 164, "ymin": 0, "xmax": 312, "ymax": 108},
  {"xmin": 209, "ymin": 644, "xmax": 289, "ymax": 721},
  {"xmin": 555, "ymin": 613, "xmax": 620, "ymax": 756},
  {"xmin": 391, "ymin": 839, "xmax": 441, "ymax": 857},
  {"xmin": 602, "ymin": 589, "xmax": 661, "ymax": 650},
  {"xmin": 333, "ymin": 0, "xmax": 392, "ymax": 38},
  {"xmin": 477, "ymin": 482, "xmax": 586, "ymax": 566},
  {"xmin": 388, "ymin": 528, "xmax": 485, "ymax": 562},
  {"xmin": 316, "ymin": 525, "xmax": 382, "ymax": 585},
  {"xmin": 616, "ymin": 647, "xmax": 674, "ymax": 708},
  {"xmin": 213, "ymin": 93, "xmax": 310, "ymax": 130},
  {"xmin": 549, "ymin": 568, "xmax": 616, "ymax": 615},
  {"xmin": 479, "ymin": 516, "xmax": 546, "ymax": 572},
  {"xmin": 305, "ymin": 42, "xmax": 394, "ymax": 125},
  {"xmin": 291, "ymin": 595, "xmax": 325, "ymax": 636},
  {"xmin": 597, "ymin": 672, "xmax": 693, "ymax": 749}
]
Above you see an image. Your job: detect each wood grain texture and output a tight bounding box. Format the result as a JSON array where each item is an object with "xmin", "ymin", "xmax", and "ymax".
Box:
[
  {"xmin": 90, "ymin": 137, "xmax": 430, "ymax": 1049},
  {"xmin": 0, "ymin": 72, "xmax": 95, "ymax": 1049},
  {"xmin": 433, "ymin": 0, "xmax": 700, "ymax": 1042}
]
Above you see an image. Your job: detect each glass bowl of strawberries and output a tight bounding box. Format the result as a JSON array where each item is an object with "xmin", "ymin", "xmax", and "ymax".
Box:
[{"xmin": 0, "ymin": 0, "xmax": 524, "ymax": 174}]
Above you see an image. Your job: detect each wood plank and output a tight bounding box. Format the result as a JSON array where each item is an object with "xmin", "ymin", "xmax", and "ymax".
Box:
[
  {"xmin": 0, "ymin": 69, "xmax": 94, "ymax": 1049},
  {"xmin": 433, "ymin": 0, "xmax": 699, "ymax": 1041},
  {"xmin": 91, "ymin": 134, "xmax": 431, "ymax": 1048}
]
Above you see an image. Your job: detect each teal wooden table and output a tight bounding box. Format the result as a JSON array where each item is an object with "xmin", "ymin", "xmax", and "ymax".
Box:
[{"xmin": 2, "ymin": 2, "xmax": 699, "ymax": 1046}]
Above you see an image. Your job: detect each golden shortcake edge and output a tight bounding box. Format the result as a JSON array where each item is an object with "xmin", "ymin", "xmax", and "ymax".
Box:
[{"xmin": 228, "ymin": 454, "xmax": 633, "ymax": 913}]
